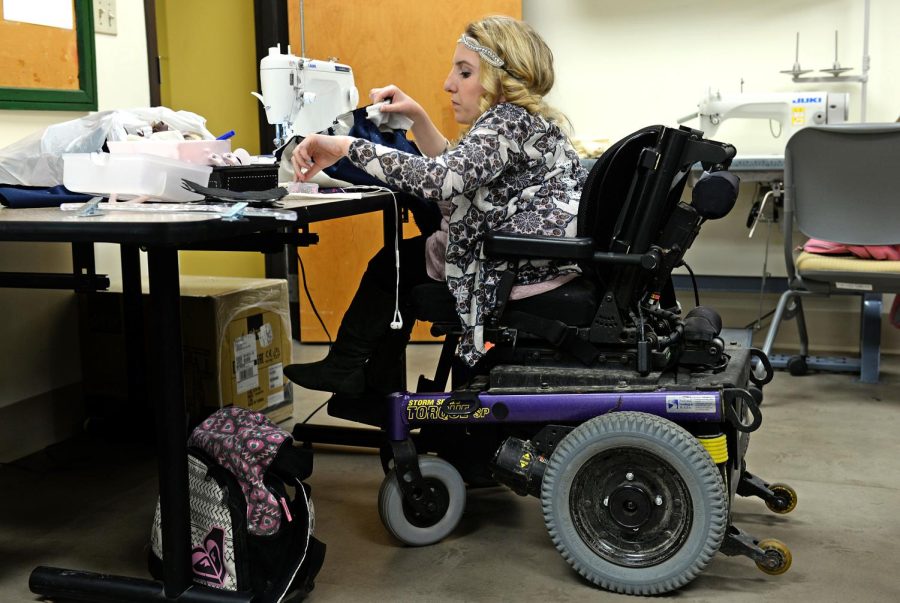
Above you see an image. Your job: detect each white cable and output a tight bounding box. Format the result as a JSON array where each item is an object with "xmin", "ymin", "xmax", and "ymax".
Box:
[{"xmin": 343, "ymin": 185, "xmax": 403, "ymax": 330}]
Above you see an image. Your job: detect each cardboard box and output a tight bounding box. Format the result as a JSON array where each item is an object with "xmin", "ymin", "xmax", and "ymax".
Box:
[{"xmin": 79, "ymin": 276, "xmax": 294, "ymax": 424}]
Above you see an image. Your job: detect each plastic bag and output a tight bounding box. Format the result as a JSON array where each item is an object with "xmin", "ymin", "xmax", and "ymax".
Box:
[{"xmin": 0, "ymin": 107, "xmax": 214, "ymax": 187}]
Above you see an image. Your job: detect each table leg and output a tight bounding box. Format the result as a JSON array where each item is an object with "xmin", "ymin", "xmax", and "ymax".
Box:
[
  {"xmin": 859, "ymin": 293, "xmax": 882, "ymax": 384},
  {"xmin": 29, "ymin": 247, "xmax": 253, "ymax": 602},
  {"xmin": 147, "ymin": 247, "xmax": 191, "ymax": 596},
  {"xmin": 122, "ymin": 244, "xmax": 148, "ymax": 415}
]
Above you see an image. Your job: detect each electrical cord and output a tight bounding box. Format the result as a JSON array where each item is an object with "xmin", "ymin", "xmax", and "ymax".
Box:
[
  {"xmin": 290, "ymin": 185, "xmax": 403, "ymax": 425},
  {"xmin": 636, "ymin": 302, "xmax": 646, "ymax": 340},
  {"xmin": 744, "ymin": 308, "xmax": 776, "ymax": 330},
  {"xmin": 295, "ymin": 250, "xmax": 333, "ymax": 344},
  {"xmin": 679, "ymin": 260, "xmax": 701, "ymax": 307},
  {"xmin": 292, "ymin": 240, "xmax": 336, "ymax": 426},
  {"xmin": 298, "ymin": 398, "xmax": 331, "ymax": 425},
  {"xmin": 341, "ymin": 185, "xmax": 403, "ymax": 331}
]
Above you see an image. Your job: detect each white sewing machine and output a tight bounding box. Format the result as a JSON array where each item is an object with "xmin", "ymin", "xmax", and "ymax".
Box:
[
  {"xmin": 679, "ymin": 90, "xmax": 849, "ymax": 140},
  {"xmin": 252, "ymin": 44, "xmax": 360, "ymax": 148}
]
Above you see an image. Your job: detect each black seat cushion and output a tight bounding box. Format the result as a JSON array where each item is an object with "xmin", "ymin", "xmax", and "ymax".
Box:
[{"xmin": 410, "ymin": 277, "xmax": 599, "ymax": 328}]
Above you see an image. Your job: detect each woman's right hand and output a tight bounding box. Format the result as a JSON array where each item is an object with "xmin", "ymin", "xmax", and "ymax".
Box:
[
  {"xmin": 369, "ymin": 84, "xmax": 425, "ymax": 122},
  {"xmin": 290, "ymin": 134, "xmax": 353, "ymax": 182},
  {"xmin": 370, "ymin": 84, "xmax": 449, "ymax": 157}
]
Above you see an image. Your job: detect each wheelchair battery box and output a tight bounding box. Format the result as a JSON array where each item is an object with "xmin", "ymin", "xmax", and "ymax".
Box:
[{"xmin": 208, "ymin": 165, "xmax": 279, "ymax": 192}]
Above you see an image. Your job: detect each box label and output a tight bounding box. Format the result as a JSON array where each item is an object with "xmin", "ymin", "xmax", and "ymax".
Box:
[
  {"xmin": 665, "ymin": 394, "xmax": 717, "ymax": 414},
  {"xmin": 234, "ymin": 333, "xmax": 259, "ymax": 394},
  {"xmin": 268, "ymin": 362, "xmax": 283, "ymax": 390},
  {"xmin": 267, "ymin": 390, "xmax": 285, "ymax": 407},
  {"xmin": 258, "ymin": 322, "xmax": 274, "ymax": 347}
]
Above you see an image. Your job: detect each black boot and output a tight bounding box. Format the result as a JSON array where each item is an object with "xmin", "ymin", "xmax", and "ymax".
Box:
[
  {"xmin": 364, "ymin": 319, "xmax": 414, "ymax": 394},
  {"xmin": 284, "ymin": 279, "xmax": 399, "ymax": 395},
  {"xmin": 325, "ymin": 320, "xmax": 413, "ymax": 427}
]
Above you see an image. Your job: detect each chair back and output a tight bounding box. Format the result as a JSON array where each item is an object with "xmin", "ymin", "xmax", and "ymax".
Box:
[{"xmin": 786, "ymin": 124, "xmax": 900, "ymax": 246}]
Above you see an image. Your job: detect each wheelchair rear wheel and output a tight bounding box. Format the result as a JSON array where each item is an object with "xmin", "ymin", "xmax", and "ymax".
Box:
[
  {"xmin": 378, "ymin": 455, "xmax": 466, "ymax": 546},
  {"xmin": 541, "ymin": 411, "xmax": 728, "ymax": 595}
]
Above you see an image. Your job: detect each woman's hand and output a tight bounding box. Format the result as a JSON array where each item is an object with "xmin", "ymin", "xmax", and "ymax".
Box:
[
  {"xmin": 370, "ymin": 85, "xmax": 448, "ymax": 157},
  {"xmin": 370, "ymin": 85, "xmax": 425, "ymax": 121},
  {"xmin": 290, "ymin": 134, "xmax": 353, "ymax": 182}
]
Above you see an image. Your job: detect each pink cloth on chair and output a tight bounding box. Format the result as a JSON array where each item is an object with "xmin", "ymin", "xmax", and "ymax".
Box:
[
  {"xmin": 802, "ymin": 238, "xmax": 900, "ymax": 261},
  {"xmin": 802, "ymin": 238, "xmax": 900, "ymax": 328}
]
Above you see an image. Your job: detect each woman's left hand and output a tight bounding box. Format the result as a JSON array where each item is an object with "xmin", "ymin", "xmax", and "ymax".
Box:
[{"xmin": 290, "ymin": 134, "xmax": 353, "ymax": 181}]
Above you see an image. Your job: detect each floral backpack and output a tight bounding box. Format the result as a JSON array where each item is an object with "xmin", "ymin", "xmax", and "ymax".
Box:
[{"xmin": 149, "ymin": 407, "xmax": 325, "ymax": 602}]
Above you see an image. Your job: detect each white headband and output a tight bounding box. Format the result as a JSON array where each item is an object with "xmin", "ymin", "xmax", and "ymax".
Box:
[{"xmin": 458, "ymin": 34, "xmax": 505, "ymax": 68}]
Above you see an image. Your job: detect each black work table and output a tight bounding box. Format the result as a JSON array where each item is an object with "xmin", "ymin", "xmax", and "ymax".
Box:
[{"xmin": 0, "ymin": 194, "xmax": 395, "ymax": 602}]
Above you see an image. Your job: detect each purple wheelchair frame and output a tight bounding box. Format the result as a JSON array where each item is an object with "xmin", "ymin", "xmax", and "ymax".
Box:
[
  {"xmin": 386, "ymin": 389, "xmax": 737, "ymax": 442},
  {"xmin": 378, "ymin": 369, "xmax": 783, "ymax": 578}
]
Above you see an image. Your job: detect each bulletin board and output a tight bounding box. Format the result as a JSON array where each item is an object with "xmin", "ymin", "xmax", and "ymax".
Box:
[{"xmin": 0, "ymin": 0, "xmax": 97, "ymax": 110}]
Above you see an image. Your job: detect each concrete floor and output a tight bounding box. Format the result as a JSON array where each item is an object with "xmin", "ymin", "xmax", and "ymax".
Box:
[{"xmin": 1, "ymin": 342, "xmax": 899, "ymax": 602}]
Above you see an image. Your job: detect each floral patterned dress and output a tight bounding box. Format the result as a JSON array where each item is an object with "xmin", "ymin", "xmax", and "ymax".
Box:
[{"xmin": 347, "ymin": 102, "xmax": 585, "ymax": 366}]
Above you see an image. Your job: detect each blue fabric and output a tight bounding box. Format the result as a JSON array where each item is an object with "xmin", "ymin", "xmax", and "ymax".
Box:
[
  {"xmin": 0, "ymin": 185, "xmax": 92, "ymax": 208},
  {"xmin": 323, "ymin": 107, "xmax": 441, "ymax": 236},
  {"xmin": 324, "ymin": 106, "xmax": 421, "ymax": 188}
]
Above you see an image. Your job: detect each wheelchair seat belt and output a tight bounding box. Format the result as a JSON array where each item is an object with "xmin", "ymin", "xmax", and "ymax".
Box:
[{"xmin": 505, "ymin": 310, "xmax": 599, "ymax": 366}]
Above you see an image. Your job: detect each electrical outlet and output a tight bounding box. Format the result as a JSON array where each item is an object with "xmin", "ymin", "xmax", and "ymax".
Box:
[{"xmin": 94, "ymin": 0, "xmax": 117, "ymax": 35}]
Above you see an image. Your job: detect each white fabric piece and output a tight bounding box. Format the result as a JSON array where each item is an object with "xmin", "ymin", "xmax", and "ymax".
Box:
[{"xmin": 366, "ymin": 101, "xmax": 415, "ymax": 131}]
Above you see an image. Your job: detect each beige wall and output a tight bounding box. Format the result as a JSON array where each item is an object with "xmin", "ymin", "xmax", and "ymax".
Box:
[
  {"xmin": 525, "ymin": 0, "xmax": 898, "ymax": 150},
  {"xmin": 0, "ymin": 1, "xmax": 150, "ymax": 458},
  {"xmin": 524, "ymin": 0, "xmax": 900, "ymax": 351}
]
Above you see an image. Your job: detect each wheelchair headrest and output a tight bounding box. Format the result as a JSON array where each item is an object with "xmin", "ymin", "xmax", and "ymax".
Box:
[{"xmin": 692, "ymin": 170, "xmax": 740, "ymax": 220}]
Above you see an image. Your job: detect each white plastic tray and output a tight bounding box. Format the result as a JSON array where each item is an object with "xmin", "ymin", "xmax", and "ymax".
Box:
[
  {"xmin": 63, "ymin": 153, "xmax": 212, "ymax": 202},
  {"xmin": 106, "ymin": 139, "xmax": 231, "ymax": 165}
]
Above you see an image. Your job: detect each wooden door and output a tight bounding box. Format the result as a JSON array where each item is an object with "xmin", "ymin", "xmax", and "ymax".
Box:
[{"xmin": 288, "ymin": 0, "xmax": 521, "ymax": 342}]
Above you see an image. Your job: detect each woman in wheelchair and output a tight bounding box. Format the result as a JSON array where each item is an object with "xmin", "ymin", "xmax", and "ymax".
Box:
[
  {"xmin": 286, "ymin": 17, "xmax": 797, "ymax": 594},
  {"xmin": 285, "ymin": 15, "xmax": 586, "ymax": 397}
]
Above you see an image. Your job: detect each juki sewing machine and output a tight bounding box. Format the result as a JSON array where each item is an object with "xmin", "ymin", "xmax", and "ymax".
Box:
[
  {"xmin": 252, "ymin": 44, "xmax": 360, "ymax": 148},
  {"xmin": 679, "ymin": 89, "xmax": 852, "ymax": 381},
  {"xmin": 679, "ymin": 90, "xmax": 849, "ymax": 140}
]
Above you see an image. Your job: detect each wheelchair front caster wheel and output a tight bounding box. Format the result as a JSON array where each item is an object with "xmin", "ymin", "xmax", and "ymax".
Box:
[
  {"xmin": 765, "ymin": 483, "xmax": 798, "ymax": 514},
  {"xmin": 378, "ymin": 455, "xmax": 465, "ymax": 546},
  {"xmin": 755, "ymin": 538, "xmax": 792, "ymax": 575},
  {"xmin": 787, "ymin": 355, "xmax": 808, "ymax": 376}
]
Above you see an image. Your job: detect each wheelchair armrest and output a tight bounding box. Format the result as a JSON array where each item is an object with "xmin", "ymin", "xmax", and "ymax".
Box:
[{"xmin": 483, "ymin": 232, "xmax": 595, "ymax": 260}]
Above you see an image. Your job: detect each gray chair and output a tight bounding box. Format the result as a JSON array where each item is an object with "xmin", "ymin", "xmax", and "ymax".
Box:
[{"xmin": 762, "ymin": 123, "xmax": 900, "ymax": 383}]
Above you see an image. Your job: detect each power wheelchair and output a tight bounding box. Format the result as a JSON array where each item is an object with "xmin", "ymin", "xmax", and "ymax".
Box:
[{"xmin": 293, "ymin": 124, "xmax": 796, "ymax": 595}]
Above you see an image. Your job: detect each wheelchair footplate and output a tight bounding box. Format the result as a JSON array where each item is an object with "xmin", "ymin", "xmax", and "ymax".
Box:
[{"xmin": 377, "ymin": 347, "xmax": 794, "ymax": 594}]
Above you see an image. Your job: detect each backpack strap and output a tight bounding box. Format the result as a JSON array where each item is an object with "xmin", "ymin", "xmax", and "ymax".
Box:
[{"xmin": 270, "ymin": 441, "xmax": 314, "ymax": 485}]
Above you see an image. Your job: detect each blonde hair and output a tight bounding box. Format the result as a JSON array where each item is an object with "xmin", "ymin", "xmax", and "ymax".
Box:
[{"xmin": 464, "ymin": 16, "xmax": 569, "ymax": 130}]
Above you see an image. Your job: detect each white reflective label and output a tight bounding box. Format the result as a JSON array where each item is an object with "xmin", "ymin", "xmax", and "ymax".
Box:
[
  {"xmin": 836, "ymin": 282, "xmax": 873, "ymax": 291},
  {"xmin": 665, "ymin": 394, "xmax": 716, "ymax": 413}
]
